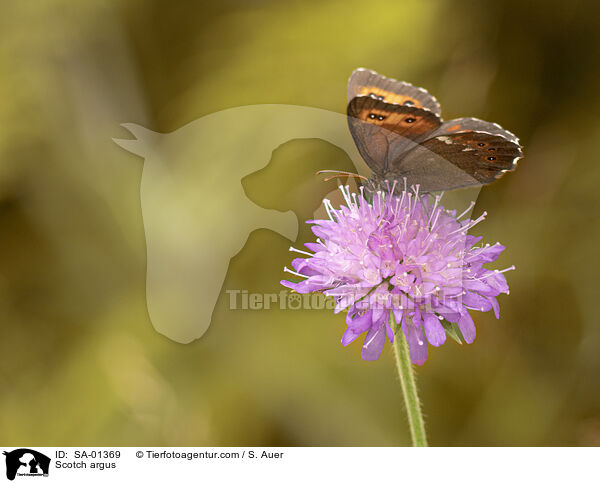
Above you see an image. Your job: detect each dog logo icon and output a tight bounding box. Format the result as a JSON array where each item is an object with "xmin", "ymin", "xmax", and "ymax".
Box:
[
  {"xmin": 3, "ymin": 449, "xmax": 51, "ymax": 480},
  {"xmin": 113, "ymin": 105, "xmax": 364, "ymax": 343}
]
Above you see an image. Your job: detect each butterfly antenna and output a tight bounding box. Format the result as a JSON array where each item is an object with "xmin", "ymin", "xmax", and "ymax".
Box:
[{"xmin": 316, "ymin": 170, "xmax": 368, "ymax": 183}]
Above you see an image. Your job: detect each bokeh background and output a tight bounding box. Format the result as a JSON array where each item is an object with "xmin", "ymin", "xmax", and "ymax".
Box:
[{"xmin": 1, "ymin": 0, "xmax": 599, "ymax": 446}]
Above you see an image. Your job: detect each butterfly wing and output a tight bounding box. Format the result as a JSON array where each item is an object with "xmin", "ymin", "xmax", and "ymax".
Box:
[
  {"xmin": 391, "ymin": 121, "xmax": 522, "ymax": 191},
  {"xmin": 347, "ymin": 95, "xmax": 442, "ymax": 177},
  {"xmin": 346, "ymin": 69, "xmax": 522, "ymax": 191},
  {"xmin": 348, "ymin": 68, "xmax": 442, "ymax": 116},
  {"xmin": 426, "ymin": 117, "xmax": 520, "ymax": 144}
]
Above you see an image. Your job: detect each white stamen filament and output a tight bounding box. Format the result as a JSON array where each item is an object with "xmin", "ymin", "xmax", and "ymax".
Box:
[
  {"xmin": 284, "ymin": 266, "xmax": 309, "ymax": 278},
  {"xmin": 498, "ymin": 265, "xmax": 516, "ymax": 273},
  {"xmin": 429, "ymin": 195, "xmax": 441, "ymax": 222},
  {"xmin": 447, "ymin": 211, "xmax": 487, "ymax": 236},
  {"xmin": 289, "ymin": 246, "xmax": 313, "ymax": 256},
  {"xmin": 457, "ymin": 201, "xmax": 476, "ymax": 221},
  {"xmin": 323, "ymin": 198, "xmax": 337, "ymax": 221},
  {"xmin": 429, "ymin": 208, "xmax": 442, "ymax": 231},
  {"xmin": 339, "ymin": 185, "xmax": 353, "ymax": 207}
]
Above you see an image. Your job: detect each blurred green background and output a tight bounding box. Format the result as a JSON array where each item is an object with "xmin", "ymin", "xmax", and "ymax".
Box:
[{"xmin": 1, "ymin": 0, "xmax": 599, "ymax": 446}]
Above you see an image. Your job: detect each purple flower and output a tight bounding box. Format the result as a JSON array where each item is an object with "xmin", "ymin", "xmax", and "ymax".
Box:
[{"xmin": 281, "ymin": 183, "xmax": 513, "ymax": 365}]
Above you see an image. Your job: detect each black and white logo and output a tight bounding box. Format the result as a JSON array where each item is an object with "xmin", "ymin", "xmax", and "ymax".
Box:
[{"xmin": 3, "ymin": 449, "xmax": 50, "ymax": 480}]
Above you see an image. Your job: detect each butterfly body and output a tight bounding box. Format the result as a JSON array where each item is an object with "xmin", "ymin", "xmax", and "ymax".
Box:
[{"xmin": 347, "ymin": 69, "xmax": 522, "ymax": 192}]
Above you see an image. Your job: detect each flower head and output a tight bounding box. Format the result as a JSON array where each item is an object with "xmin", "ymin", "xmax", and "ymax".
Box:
[{"xmin": 281, "ymin": 183, "xmax": 513, "ymax": 364}]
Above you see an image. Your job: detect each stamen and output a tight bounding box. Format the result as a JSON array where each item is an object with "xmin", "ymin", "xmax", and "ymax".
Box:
[
  {"xmin": 289, "ymin": 247, "xmax": 313, "ymax": 256},
  {"xmin": 429, "ymin": 207, "xmax": 442, "ymax": 231},
  {"xmin": 448, "ymin": 211, "xmax": 487, "ymax": 236},
  {"xmin": 467, "ymin": 211, "xmax": 487, "ymax": 229},
  {"xmin": 339, "ymin": 184, "xmax": 353, "ymax": 206},
  {"xmin": 429, "ymin": 195, "xmax": 441, "ymax": 223},
  {"xmin": 283, "ymin": 266, "xmax": 309, "ymax": 278},
  {"xmin": 412, "ymin": 184, "xmax": 421, "ymax": 199},
  {"xmin": 323, "ymin": 199, "xmax": 337, "ymax": 221},
  {"xmin": 417, "ymin": 191, "xmax": 431, "ymax": 218},
  {"xmin": 497, "ymin": 265, "xmax": 516, "ymax": 274},
  {"xmin": 457, "ymin": 201, "xmax": 476, "ymax": 221}
]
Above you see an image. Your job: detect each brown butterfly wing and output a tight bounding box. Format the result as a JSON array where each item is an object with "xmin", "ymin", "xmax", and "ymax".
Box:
[
  {"xmin": 427, "ymin": 117, "xmax": 520, "ymax": 144},
  {"xmin": 346, "ymin": 69, "xmax": 522, "ymax": 191},
  {"xmin": 391, "ymin": 130, "xmax": 522, "ymax": 191},
  {"xmin": 348, "ymin": 68, "xmax": 441, "ymax": 116},
  {"xmin": 347, "ymin": 95, "xmax": 442, "ymax": 177}
]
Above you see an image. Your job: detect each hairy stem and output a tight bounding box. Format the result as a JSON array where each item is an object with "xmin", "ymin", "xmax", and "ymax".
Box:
[{"xmin": 391, "ymin": 314, "xmax": 428, "ymax": 446}]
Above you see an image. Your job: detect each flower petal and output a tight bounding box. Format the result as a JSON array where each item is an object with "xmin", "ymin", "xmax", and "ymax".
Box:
[
  {"xmin": 487, "ymin": 296, "xmax": 500, "ymax": 319},
  {"xmin": 291, "ymin": 258, "xmax": 321, "ymax": 276},
  {"xmin": 458, "ymin": 311, "xmax": 476, "ymax": 343},
  {"xmin": 304, "ymin": 242, "xmax": 324, "ymax": 252},
  {"xmin": 385, "ymin": 318, "xmax": 395, "ymax": 343},
  {"xmin": 347, "ymin": 310, "xmax": 372, "ymax": 332},
  {"xmin": 402, "ymin": 321, "xmax": 428, "ymax": 365},
  {"xmin": 472, "ymin": 243, "xmax": 505, "ymax": 262},
  {"xmin": 341, "ymin": 328, "xmax": 362, "ymax": 346},
  {"xmin": 280, "ymin": 280, "xmax": 298, "ymax": 290},
  {"xmin": 423, "ymin": 313, "xmax": 446, "ymax": 347},
  {"xmin": 463, "ymin": 291, "xmax": 493, "ymax": 312},
  {"xmin": 361, "ymin": 324, "xmax": 386, "ymax": 361},
  {"xmin": 486, "ymin": 271, "xmax": 509, "ymax": 293}
]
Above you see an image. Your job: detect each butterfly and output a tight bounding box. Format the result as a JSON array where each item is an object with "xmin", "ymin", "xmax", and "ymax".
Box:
[{"xmin": 346, "ymin": 68, "xmax": 522, "ymax": 192}]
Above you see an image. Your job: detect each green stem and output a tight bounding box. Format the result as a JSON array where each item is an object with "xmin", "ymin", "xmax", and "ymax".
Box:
[{"xmin": 391, "ymin": 314, "xmax": 428, "ymax": 447}]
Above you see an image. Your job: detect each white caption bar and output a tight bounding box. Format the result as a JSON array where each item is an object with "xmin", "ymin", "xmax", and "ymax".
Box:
[{"xmin": 0, "ymin": 447, "xmax": 597, "ymax": 482}]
